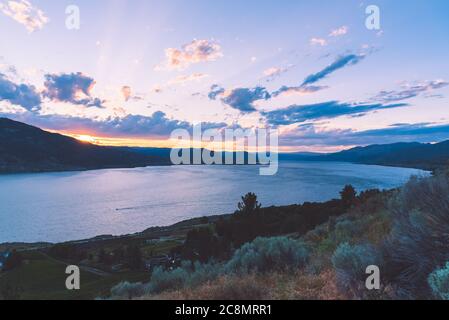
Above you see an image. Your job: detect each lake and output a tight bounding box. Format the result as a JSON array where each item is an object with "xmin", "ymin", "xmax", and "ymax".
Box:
[{"xmin": 0, "ymin": 162, "xmax": 427, "ymax": 243}]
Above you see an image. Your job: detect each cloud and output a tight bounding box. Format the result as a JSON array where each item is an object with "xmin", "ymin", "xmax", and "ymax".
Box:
[
  {"xmin": 1, "ymin": 109, "xmax": 234, "ymax": 139},
  {"xmin": 263, "ymin": 67, "xmax": 284, "ymax": 77},
  {"xmin": 262, "ymin": 101, "xmax": 407, "ymax": 126},
  {"xmin": 272, "ymin": 85, "xmax": 328, "ymax": 97},
  {"xmin": 310, "ymin": 38, "xmax": 328, "ymax": 46},
  {"xmin": 43, "ymin": 72, "xmax": 105, "ymax": 108},
  {"xmin": 302, "ymin": 54, "xmax": 365, "ymax": 86},
  {"xmin": 280, "ymin": 122, "xmax": 449, "ymax": 147},
  {"xmin": 0, "ymin": 73, "xmax": 41, "ymax": 110},
  {"xmin": 208, "ymin": 84, "xmax": 225, "ymax": 100},
  {"xmin": 262, "ymin": 65, "xmax": 294, "ymax": 81},
  {"xmin": 272, "ymin": 54, "xmax": 365, "ymax": 98},
  {"xmin": 121, "ymin": 86, "xmax": 132, "ymax": 101},
  {"xmin": 157, "ymin": 39, "xmax": 223, "ymax": 70},
  {"xmin": 168, "ymin": 73, "xmax": 209, "ymax": 85},
  {"xmin": 152, "ymin": 73, "xmax": 209, "ymax": 93},
  {"xmin": 208, "ymin": 85, "xmax": 271, "ymax": 113},
  {"xmin": 329, "ymin": 26, "xmax": 348, "ymax": 37},
  {"xmin": 0, "ymin": 0, "xmax": 48, "ymax": 32},
  {"xmin": 371, "ymin": 80, "xmax": 449, "ymax": 103}
]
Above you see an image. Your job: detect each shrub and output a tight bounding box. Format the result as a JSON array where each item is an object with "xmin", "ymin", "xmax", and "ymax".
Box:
[
  {"xmin": 334, "ymin": 218, "xmax": 361, "ymax": 243},
  {"xmin": 382, "ymin": 173, "xmax": 449, "ymax": 299},
  {"xmin": 110, "ymin": 281, "xmax": 144, "ymax": 299},
  {"xmin": 145, "ymin": 266, "xmax": 190, "ymax": 294},
  {"xmin": 186, "ymin": 261, "xmax": 222, "ymax": 287},
  {"xmin": 110, "ymin": 236, "xmax": 309, "ymax": 299},
  {"xmin": 428, "ymin": 262, "xmax": 449, "ymax": 300},
  {"xmin": 225, "ymin": 236, "xmax": 310, "ymax": 274},
  {"xmin": 332, "ymin": 242, "xmax": 382, "ymax": 298}
]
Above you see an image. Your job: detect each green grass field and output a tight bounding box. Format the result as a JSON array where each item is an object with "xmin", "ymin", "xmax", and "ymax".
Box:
[{"xmin": 0, "ymin": 250, "xmax": 150, "ymax": 300}]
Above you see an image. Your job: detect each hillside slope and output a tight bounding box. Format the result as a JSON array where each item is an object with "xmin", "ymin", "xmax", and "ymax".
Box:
[
  {"xmin": 281, "ymin": 141, "xmax": 449, "ymax": 170},
  {"xmin": 0, "ymin": 118, "xmax": 170, "ymax": 173}
]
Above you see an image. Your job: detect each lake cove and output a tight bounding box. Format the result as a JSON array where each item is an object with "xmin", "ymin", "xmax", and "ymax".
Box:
[{"xmin": 175, "ymin": 305, "xmax": 209, "ymax": 318}]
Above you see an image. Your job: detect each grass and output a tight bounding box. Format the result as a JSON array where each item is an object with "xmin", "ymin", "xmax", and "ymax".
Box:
[
  {"xmin": 0, "ymin": 251, "xmax": 150, "ymax": 300},
  {"xmin": 141, "ymin": 239, "xmax": 182, "ymax": 257},
  {"xmin": 142, "ymin": 270, "xmax": 343, "ymax": 300}
]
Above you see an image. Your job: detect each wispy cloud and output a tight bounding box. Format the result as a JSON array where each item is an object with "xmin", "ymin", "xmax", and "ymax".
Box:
[
  {"xmin": 168, "ymin": 73, "xmax": 209, "ymax": 85},
  {"xmin": 302, "ymin": 54, "xmax": 365, "ymax": 86},
  {"xmin": 329, "ymin": 26, "xmax": 348, "ymax": 37},
  {"xmin": 262, "ymin": 101, "xmax": 407, "ymax": 125},
  {"xmin": 0, "ymin": 0, "xmax": 48, "ymax": 32},
  {"xmin": 152, "ymin": 73, "xmax": 209, "ymax": 93},
  {"xmin": 310, "ymin": 38, "xmax": 328, "ymax": 46},
  {"xmin": 263, "ymin": 65, "xmax": 294, "ymax": 82},
  {"xmin": 371, "ymin": 80, "xmax": 449, "ymax": 103},
  {"xmin": 272, "ymin": 85, "xmax": 328, "ymax": 97},
  {"xmin": 156, "ymin": 39, "xmax": 223, "ymax": 70}
]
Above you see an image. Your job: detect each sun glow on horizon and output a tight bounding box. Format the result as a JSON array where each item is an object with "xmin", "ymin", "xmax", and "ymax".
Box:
[
  {"xmin": 51, "ymin": 130, "xmax": 351, "ymax": 154},
  {"xmin": 76, "ymin": 135, "xmax": 96, "ymax": 143}
]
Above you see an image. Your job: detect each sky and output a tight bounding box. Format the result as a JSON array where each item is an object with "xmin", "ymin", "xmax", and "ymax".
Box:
[{"xmin": 0, "ymin": 0, "xmax": 448, "ymax": 152}]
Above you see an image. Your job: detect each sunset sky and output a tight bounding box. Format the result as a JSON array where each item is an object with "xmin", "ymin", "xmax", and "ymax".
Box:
[{"xmin": 0, "ymin": 0, "xmax": 449, "ymax": 152}]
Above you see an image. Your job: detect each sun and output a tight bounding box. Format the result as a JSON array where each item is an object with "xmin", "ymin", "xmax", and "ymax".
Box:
[{"xmin": 76, "ymin": 135, "xmax": 96, "ymax": 143}]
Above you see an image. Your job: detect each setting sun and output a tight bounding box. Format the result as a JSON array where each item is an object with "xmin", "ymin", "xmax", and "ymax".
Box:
[{"xmin": 75, "ymin": 135, "xmax": 96, "ymax": 143}]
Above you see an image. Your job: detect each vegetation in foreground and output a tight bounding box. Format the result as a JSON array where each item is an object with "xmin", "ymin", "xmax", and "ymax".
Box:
[
  {"xmin": 108, "ymin": 168, "xmax": 449, "ymax": 300},
  {"xmin": 2, "ymin": 168, "xmax": 449, "ymax": 300}
]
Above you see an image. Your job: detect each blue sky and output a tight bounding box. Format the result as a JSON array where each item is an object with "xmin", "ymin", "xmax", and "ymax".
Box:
[{"xmin": 0, "ymin": 0, "xmax": 448, "ymax": 151}]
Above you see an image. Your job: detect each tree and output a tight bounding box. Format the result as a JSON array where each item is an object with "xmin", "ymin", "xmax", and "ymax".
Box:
[
  {"xmin": 237, "ymin": 192, "xmax": 261, "ymax": 214},
  {"xmin": 126, "ymin": 245, "xmax": 143, "ymax": 270},
  {"xmin": 183, "ymin": 227, "xmax": 221, "ymax": 262},
  {"xmin": 98, "ymin": 248, "xmax": 108, "ymax": 264},
  {"xmin": 340, "ymin": 185, "xmax": 357, "ymax": 209}
]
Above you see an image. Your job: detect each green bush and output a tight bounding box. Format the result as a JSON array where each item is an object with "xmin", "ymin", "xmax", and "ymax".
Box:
[
  {"xmin": 428, "ymin": 262, "xmax": 449, "ymax": 300},
  {"xmin": 225, "ymin": 236, "xmax": 310, "ymax": 274},
  {"xmin": 332, "ymin": 242, "xmax": 382, "ymax": 298}
]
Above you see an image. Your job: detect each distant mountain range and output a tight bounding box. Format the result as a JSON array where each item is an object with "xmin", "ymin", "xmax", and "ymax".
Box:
[
  {"xmin": 1, "ymin": 117, "xmax": 448, "ymax": 173},
  {"xmin": 280, "ymin": 141, "xmax": 449, "ymax": 170}
]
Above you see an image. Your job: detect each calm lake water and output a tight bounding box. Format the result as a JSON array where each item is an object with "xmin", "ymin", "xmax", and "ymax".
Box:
[{"xmin": 0, "ymin": 162, "xmax": 427, "ymax": 243}]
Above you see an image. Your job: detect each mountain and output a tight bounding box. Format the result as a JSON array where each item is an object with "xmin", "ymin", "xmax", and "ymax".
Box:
[
  {"xmin": 2, "ymin": 117, "xmax": 449, "ymax": 173},
  {"xmin": 308, "ymin": 141, "xmax": 449, "ymax": 170},
  {"xmin": 0, "ymin": 118, "xmax": 170, "ymax": 173}
]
